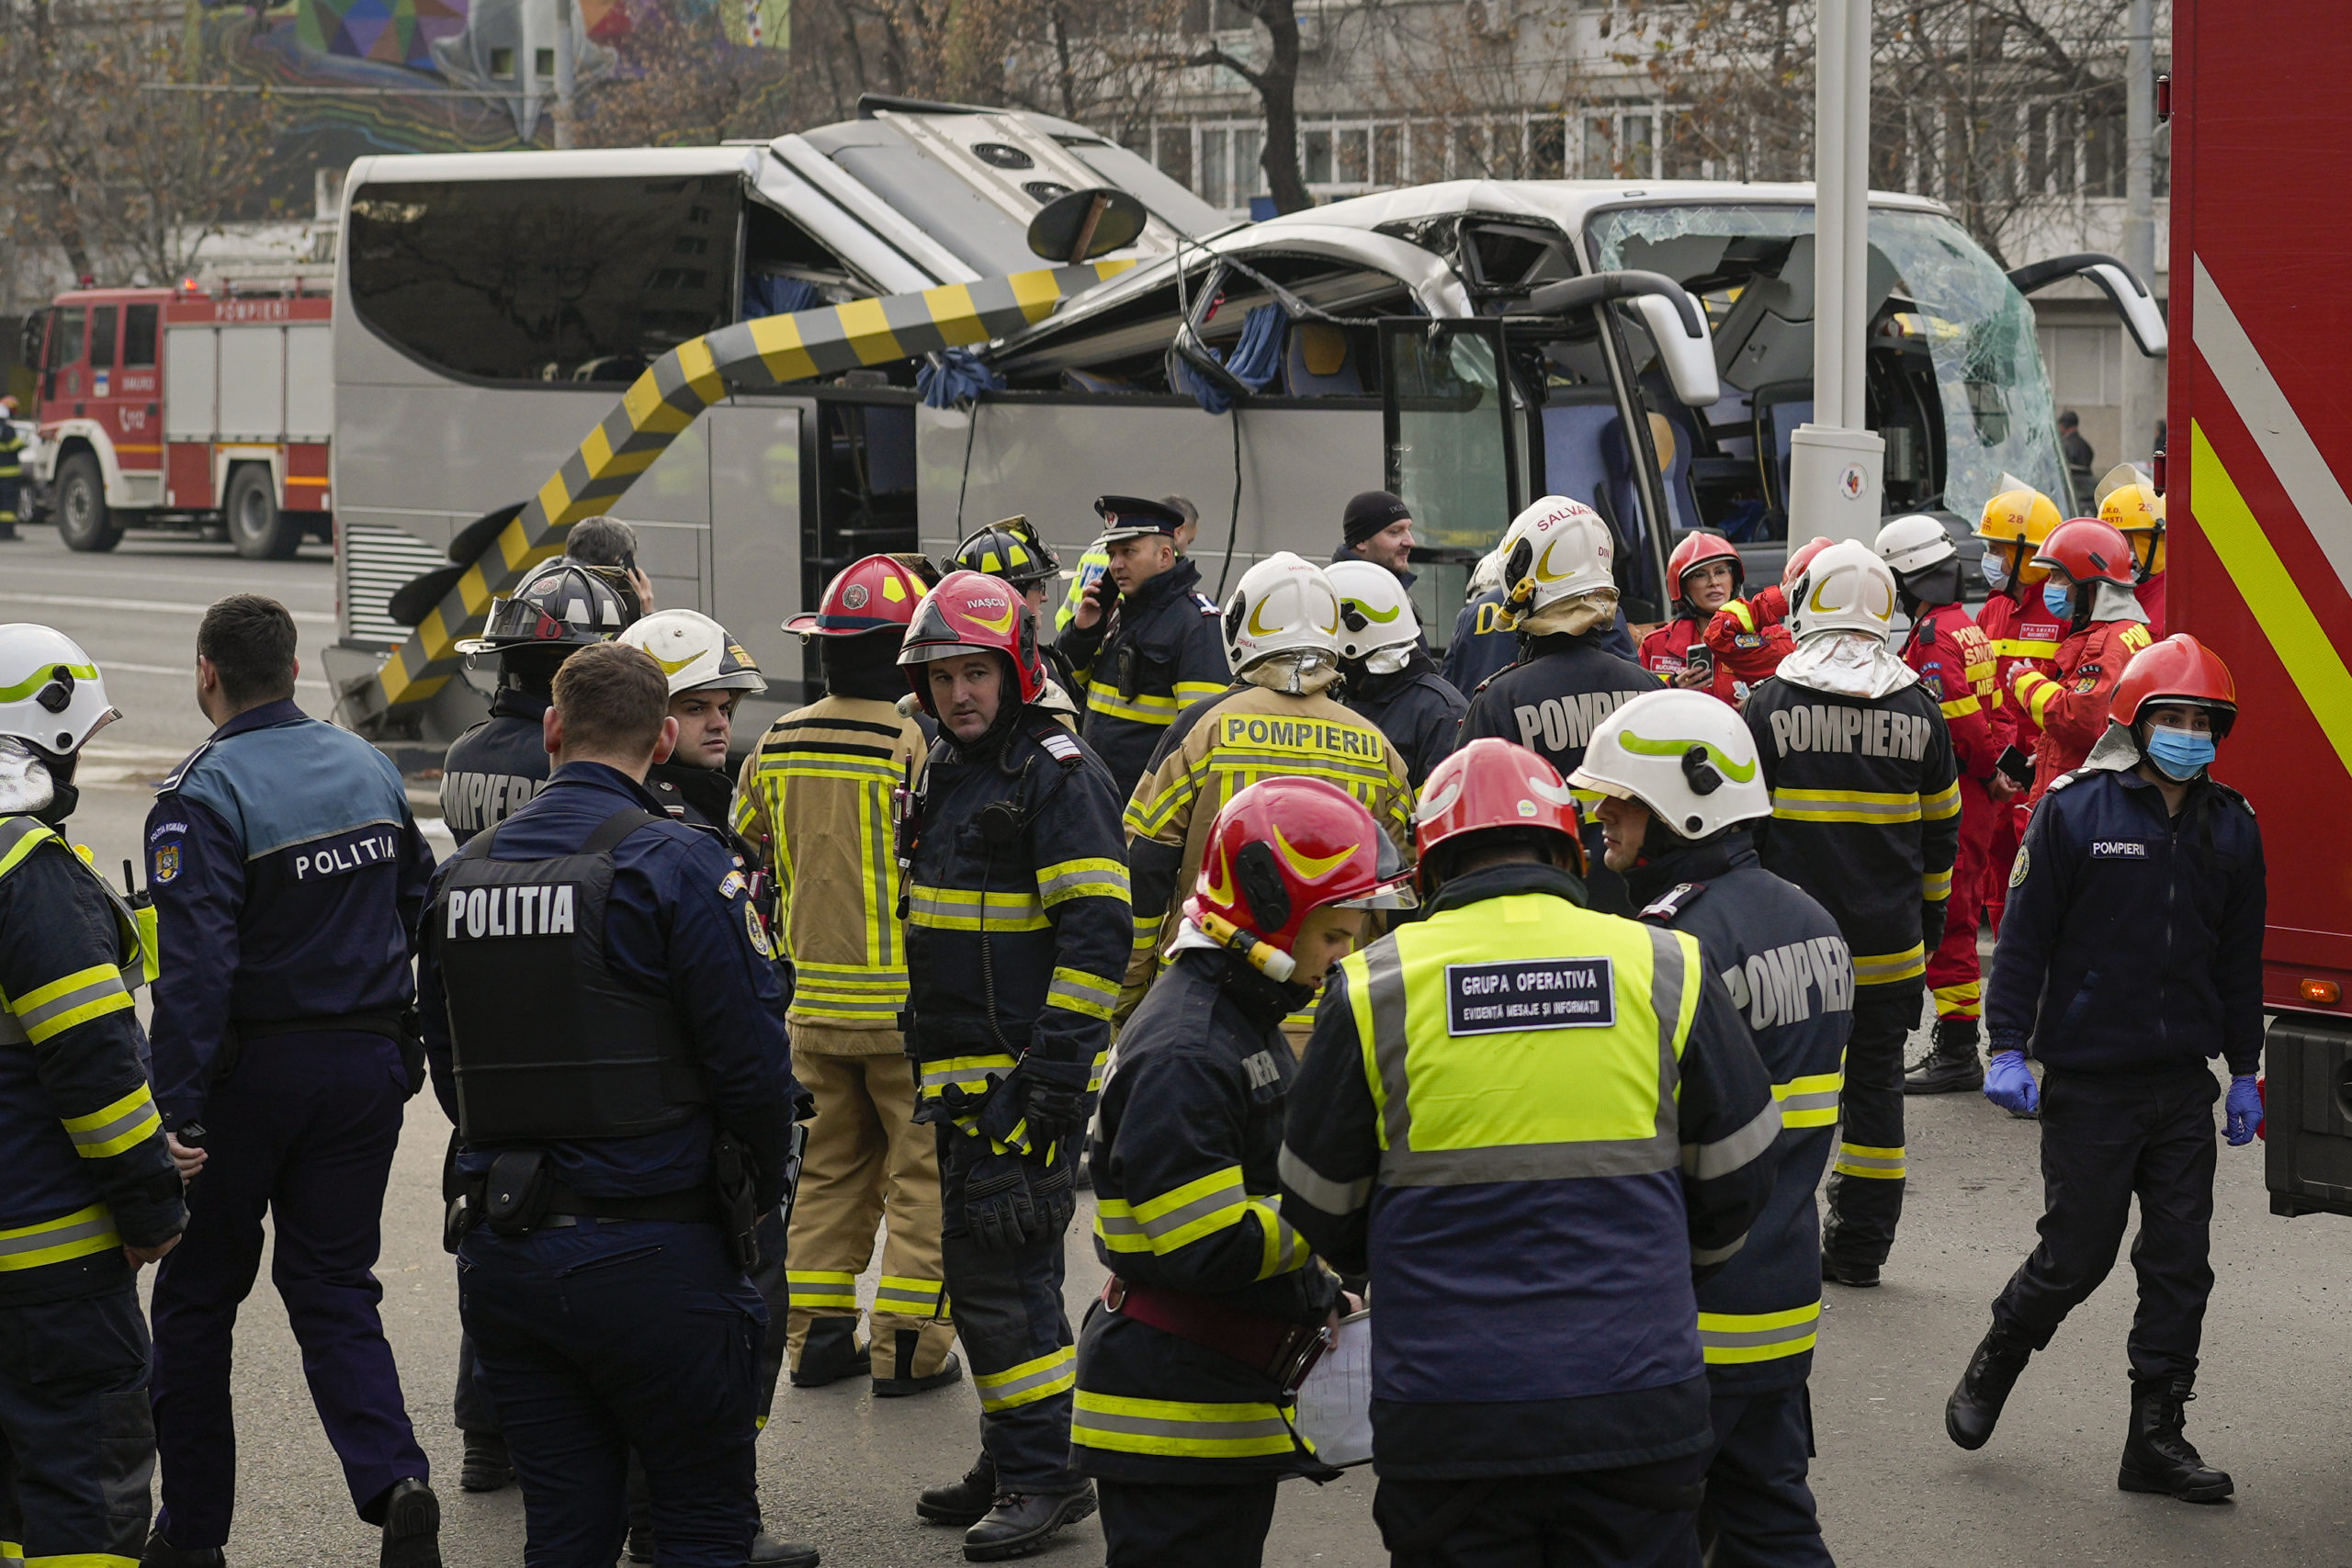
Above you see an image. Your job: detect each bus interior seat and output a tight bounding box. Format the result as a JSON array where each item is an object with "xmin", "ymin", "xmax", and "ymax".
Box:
[
  {"xmin": 1751, "ymin": 380, "xmax": 1814, "ymax": 530},
  {"xmin": 1541, "ymin": 389, "xmax": 1626, "ymax": 525},
  {"xmin": 1282, "ymin": 322, "xmax": 1363, "ymax": 396},
  {"xmin": 858, "ymin": 405, "xmax": 919, "ymax": 494}
]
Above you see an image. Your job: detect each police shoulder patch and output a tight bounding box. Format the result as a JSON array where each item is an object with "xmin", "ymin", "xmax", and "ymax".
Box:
[
  {"xmin": 152, "ymin": 843, "xmax": 181, "ymax": 885},
  {"xmin": 718, "ymin": 869, "xmax": 747, "ymax": 900},
  {"xmin": 743, "ymin": 899, "xmax": 774, "ymax": 959},
  {"xmin": 2007, "ymin": 845, "xmax": 2030, "ymax": 887}
]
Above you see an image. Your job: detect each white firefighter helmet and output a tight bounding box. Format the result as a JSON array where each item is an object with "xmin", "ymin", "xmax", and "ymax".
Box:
[
  {"xmin": 1569, "ymin": 688, "xmax": 1770, "ymax": 841},
  {"xmin": 1223, "ymin": 552, "xmax": 1341, "ymax": 671},
  {"xmin": 1787, "ymin": 538, "xmax": 1898, "ymax": 643},
  {"xmin": 0, "ymin": 624, "xmax": 119, "ymax": 757},
  {"xmin": 1873, "ymin": 513, "xmax": 1957, "ymax": 576},
  {"xmin": 1498, "ymin": 495, "xmax": 1614, "ymax": 619},
  {"xmin": 1325, "ymin": 558, "xmax": 1421, "ymax": 661},
  {"xmin": 617, "ymin": 609, "xmax": 768, "ymax": 697}
]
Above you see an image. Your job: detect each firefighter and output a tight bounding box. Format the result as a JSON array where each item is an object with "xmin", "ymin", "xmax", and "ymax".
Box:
[
  {"xmin": 1057, "ymin": 496, "xmax": 1230, "ymax": 804},
  {"xmin": 2009, "ymin": 518, "xmax": 2155, "ymax": 806},
  {"xmin": 1328, "ymin": 558, "xmax": 1464, "ymax": 790},
  {"xmin": 440, "ymin": 558, "xmax": 643, "ymax": 842},
  {"xmin": 1280, "ymin": 737, "xmax": 1777, "ymax": 1568},
  {"xmin": 1074, "ymin": 778, "xmax": 1413, "ymax": 1567},
  {"xmin": 1120, "ymin": 553, "xmax": 1412, "ymax": 1038},
  {"xmin": 897, "ymin": 572, "xmax": 1131, "ymax": 1562},
  {"xmin": 0, "ymin": 395, "xmax": 24, "ymax": 542},
  {"xmin": 143, "ymin": 595, "xmax": 443, "ymax": 1568},
  {"xmin": 1571, "ymin": 690, "xmax": 1849, "ymax": 1568},
  {"xmin": 1874, "ymin": 515, "xmax": 2020, "ymax": 1097},
  {"xmin": 954, "ymin": 517, "xmax": 1080, "ymax": 699},
  {"xmin": 1456, "ymin": 495, "xmax": 1663, "ymax": 915},
  {"xmin": 734, "ymin": 557, "xmax": 962, "ymax": 1403},
  {"xmin": 1744, "ymin": 542, "xmax": 1960, "ymax": 1289},
  {"xmin": 414, "ymin": 641, "xmax": 808, "ymax": 1568},
  {"xmin": 1439, "ymin": 542, "xmax": 1515, "ymax": 696},
  {"xmin": 1972, "ymin": 485, "xmax": 2064, "ymax": 929},
  {"xmin": 0, "ymin": 626, "xmax": 185, "ymax": 1568},
  {"xmin": 1946, "ymin": 636, "xmax": 2261, "ymax": 1506},
  {"xmin": 1639, "ymin": 532, "xmax": 1794, "ymax": 705},
  {"xmin": 2098, "ymin": 468, "xmax": 2167, "ymax": 637}
]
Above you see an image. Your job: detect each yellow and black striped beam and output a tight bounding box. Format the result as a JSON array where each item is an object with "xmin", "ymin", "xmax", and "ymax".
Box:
[{"xmin": 344, "ymin": 258, "xmax": 1135, "ymax": 725}]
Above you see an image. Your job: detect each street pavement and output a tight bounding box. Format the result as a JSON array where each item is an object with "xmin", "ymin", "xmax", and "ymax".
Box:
[{"xmin": 17, "ymin": 526, "xmax": 2352, "ymax": 1567}]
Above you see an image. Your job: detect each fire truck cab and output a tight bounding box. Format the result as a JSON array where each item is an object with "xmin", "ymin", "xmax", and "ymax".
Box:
[{"xmin": 23, "ymin": 269, "xmax": 335, "ymax": 558}]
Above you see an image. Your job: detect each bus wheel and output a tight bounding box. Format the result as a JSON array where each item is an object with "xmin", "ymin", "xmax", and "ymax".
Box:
[
  {"xmin": 226, "ymin": 465, "xmax": 300, "ymax": 560},
  {"xmin": 55, "ymin": 453, "xmax": 120, "ymax": 552}
]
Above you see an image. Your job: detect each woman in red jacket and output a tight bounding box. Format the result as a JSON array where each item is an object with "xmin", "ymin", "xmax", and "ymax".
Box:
[{"xmin": 1638, "ymin": 532, "xmax": 1794, "ymax": 705}]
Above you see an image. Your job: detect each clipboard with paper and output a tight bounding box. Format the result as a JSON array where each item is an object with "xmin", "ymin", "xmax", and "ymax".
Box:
[{"xmin": 1291, "ymin": 1309, "xmax": 1374, "ymax": 1468}]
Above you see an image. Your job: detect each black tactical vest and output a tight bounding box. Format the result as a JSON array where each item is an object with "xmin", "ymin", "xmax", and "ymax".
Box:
[{"xmin": 434, "ymin": 808, "xmax": 707, "ymax": 1142}]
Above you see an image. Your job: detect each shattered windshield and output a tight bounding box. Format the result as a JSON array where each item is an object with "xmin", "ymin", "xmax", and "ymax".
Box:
[{"xmin": 1586, "ymin": 202, "xmax": 2068, "ymax": 523}]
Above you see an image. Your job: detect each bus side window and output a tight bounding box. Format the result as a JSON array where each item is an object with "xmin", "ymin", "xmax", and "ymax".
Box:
[{"xmin": 124, "ymin": 304, "xmax": 159, "ymax": 368}]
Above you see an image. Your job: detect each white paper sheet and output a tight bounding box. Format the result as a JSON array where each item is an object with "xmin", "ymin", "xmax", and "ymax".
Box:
[{"xmin": 1292, "ymin": 1311, "xmax": 1374, "ymax": 1468}]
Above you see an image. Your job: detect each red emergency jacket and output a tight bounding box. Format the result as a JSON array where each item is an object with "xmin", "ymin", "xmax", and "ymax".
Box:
[
  {"xmin": 2135, "ymin": 571, "xmax": 2166, "ymax": 637},
  {"xmin": 1976, "ymin": 589, "xmax": 2066, "ymax": 750},
  {"xmin": 2011, "ymin": 617, "xmax": 2157, "ymax": 804},
  {"xmin": 1636, "ymin": 598, "xmax": 1792, "ymax": 705},
  {"xmin": 1898, "ymin": 603, "xmax": 2009, "ymax": 780}
]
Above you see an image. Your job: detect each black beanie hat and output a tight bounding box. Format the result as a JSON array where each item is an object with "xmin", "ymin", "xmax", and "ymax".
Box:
[{"xmin": 1342, "ymin": 491, "xmax": 1412, "ymax": 547}]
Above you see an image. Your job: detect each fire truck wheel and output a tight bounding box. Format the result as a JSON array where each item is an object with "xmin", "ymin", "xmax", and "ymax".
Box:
[
  {"xmin": 226, "ymin": 464, "xmax": 300, "ymax": 560},
  {"xmin": 54, "ymin": 453, "xmax": 120, "ymax": 553}
]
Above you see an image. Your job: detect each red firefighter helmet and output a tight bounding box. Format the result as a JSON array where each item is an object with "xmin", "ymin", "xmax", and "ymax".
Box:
[
  {"xmin": 786, "ymin": 553, "xmax": 934, "ymax": 637},
  {"xmin": 1781, "ymin": 536, "xmax": 1834, "ymax": 589},
  {"xmin": 1414, "ymin": 737, "xmax": 1586, "ymax": 882},
  {"xmin": 1186, "ymin": 778, "xmax": 1416, "ymax": 972},
  {"xmin": 2032, "ymin": 518, "xmax": 2136, "ymax": 587},
  {"xmin": 896, "ymin": 568, "xmax": 1048, "ymax": 710},
  {"xmin": 1668, "ymin": 531, "xmax": 1744, "ymax": 609},
  {"xmin": 2110, "ymin": 633, "xmax": 2237, "ymax": 736}
]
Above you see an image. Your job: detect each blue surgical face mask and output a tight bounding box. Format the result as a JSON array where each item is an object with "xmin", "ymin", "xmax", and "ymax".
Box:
[
  {"xmin": 2041, "ymin": 581, "xmax": 2073, "ymax": 618},
  {"xmin": 1981, "ymin": 555, "xmax": 2011, "ymax": 592},
  {"xmin": 2144, "ymin": 724, "xmax": 2216, "ymax": 780}
]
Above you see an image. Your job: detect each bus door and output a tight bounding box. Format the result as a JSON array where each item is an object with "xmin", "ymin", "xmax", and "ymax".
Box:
[{"xmin": 1378, "ymin": 319, "xmax": 1525, "ymax": 649}]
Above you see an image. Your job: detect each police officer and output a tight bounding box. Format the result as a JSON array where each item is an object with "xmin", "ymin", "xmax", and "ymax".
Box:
[
  {"xmin": 1947, "ymin": 636, "xmax": 2261, "ymax": 1505},
  {"xmin": 1078, "ymin": 778, "xmax": 1410, "ymax": 1566},
  {"xmin": 1058, "ymin": 497, "xmax": 1199, "ymax": 637},
  {"xmin": 1875, "ymin": 514, "xmax": 2020, "ymax": 1097},
  {"xmin": 1439, "ymin": 543, "xmax": 1515, "ymax": 695},
  {"xmin": 0, "ymin": 626, "xmax": 184, "ymax": 1568},
  {"xmin": 897, "ymin": 572, "xmax": 1132, "ymax": 1561},
  {"xmin": 1743, "ymin": 542, "xmax": 1960, "ymax": 1289},
  {"xmin": 1456, "ymin": 495, "xmax": 1664, "ymax": 915},
  {"xmin": 143, "ymin": 594, "xmax": 443, "ymax": 1568},
  {"xmin": 954, "ymin": 518, "xmax": 1082, "ymax": 705},
  {"xmin": 2008, "ymin": 517, "xmax": 2155, "ymax": 806},
  {"xmin": 1280, "ymin": 738, "xmax": 1777, "ymax": 1568},
  {"xmin": 1123, "ymin": 554, "xmax": 1412, "ymax": 1034},
  {"xmin": 734, "ymin": 557, "xmax": 961, "ymax": 1399},
  {"xmin": 0, "ymin": 396, "xmax": 25, "ymax": 541},
  {"xmin": 1056, "ymin": 495, "xmax": 1229, "ymax": 804},
  {"xmin": 416, "ymin": 639, "xmax": 808, "ymax": 1567},
  {"xmin": 439, "ymin": 558, "xmax": 642, "ymax": 840},
  {"xmin": 1328, "ymin": 558, "xmax": 1464, "ymax": 791},
  {"xmin": 1573, "ymin": 691, "xmax": 1849, "ymax": 1568}
]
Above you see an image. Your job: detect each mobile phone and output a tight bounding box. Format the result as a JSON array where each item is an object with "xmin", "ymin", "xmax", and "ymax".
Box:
[{"xmin": 1996, "ymin": 745, "xmax": 2035, "ymax": 786}]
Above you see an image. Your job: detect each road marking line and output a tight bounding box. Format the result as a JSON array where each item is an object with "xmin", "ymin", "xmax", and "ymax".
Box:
[
  {"xmin": 92, "ymin": 659, "xmax": 327, "ymax": 690},
  {"xmin": 0, "ymin": 590, "xmax": 336, "ymax": 623}
]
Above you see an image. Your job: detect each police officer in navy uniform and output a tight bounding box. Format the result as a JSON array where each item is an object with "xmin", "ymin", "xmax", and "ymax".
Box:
[
  {"xmin": 0, "ymin": 626, "xmax": 185, "ymax": 1568},
  {"xmin": 1055, "ymin": 496, "xmax": 1230, "ymax": 804},
  {"xmin": 897, "ymin": 572, "xmax": 1133, "ymax": 1562},
  {"xmin": 439, "ymin": 557, "xmax": 642, "ymax": 841},
  {"xmin": 417, "ymin": 639, "xmax": 811, "ymax": 1568},
  {"xmin": 143, "ymin": 595, "xmax": 443, "ymax": 1568},
  {"xmin": 1574, "ymin": 691, "xmax": 1849, "ymax": 1568}
]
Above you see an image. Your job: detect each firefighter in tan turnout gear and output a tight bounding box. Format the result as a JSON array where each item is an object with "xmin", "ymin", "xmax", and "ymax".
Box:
[
  {"xmin": 734, "ymin": 554, "xmax": 962, "ymax": 1396},
  {"xmin": 1119, "ymin": 552, "xmax": 1412, "ymax": 1037}
]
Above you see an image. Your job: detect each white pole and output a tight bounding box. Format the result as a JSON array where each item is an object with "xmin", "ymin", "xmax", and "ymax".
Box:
[
  {"xmin": 2120, "ymin": 0, "xmax": 2157, "ymax": 457},
  {"xmin": 1814, "ymin": 0, "xmax": 1849, "ymax": 429}
]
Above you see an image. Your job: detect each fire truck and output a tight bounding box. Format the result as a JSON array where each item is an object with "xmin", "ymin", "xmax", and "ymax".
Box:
[
  {"xmin": 21, "ymin": 268, "xmax": 334, "ymax": 558},
  {"xmin": 2165, "ymin": 0, "xmax": 2352, "ymax": 1214}
]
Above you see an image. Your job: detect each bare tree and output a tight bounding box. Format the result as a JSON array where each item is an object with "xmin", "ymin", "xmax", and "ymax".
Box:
[
  {"xmin": 577, "ymin": 6, "xmax": 791, "ymax": 147},
  {"xmin": 1177, "ymin": 0, "xmax": 1309, "ymax": 212},
  {"xmin": 1365, "ymin": 3, "xmax": 1590, "ymax": 180}
]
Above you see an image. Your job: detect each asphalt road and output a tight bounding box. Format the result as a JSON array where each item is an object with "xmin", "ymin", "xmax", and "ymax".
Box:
[{"xmin": 18, "ymin": 527, "xmax": 2352, "ymax": 1568}]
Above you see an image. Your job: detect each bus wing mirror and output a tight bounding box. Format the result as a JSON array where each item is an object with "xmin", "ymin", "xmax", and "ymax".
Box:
[
  {"xmin": 1513, "ymin": 269, "xmax": 1720, "ymax": 407},
  {"xmin": 2007, "ymin": 252, "xmax": 2167, "ymax": 358}
]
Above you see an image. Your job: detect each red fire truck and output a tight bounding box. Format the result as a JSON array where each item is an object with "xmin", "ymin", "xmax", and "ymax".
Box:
[
  {"xmin": 2167, "ymin": 0, "xmax": 2352, "ymax": 1213},
  {"xmin": 22, "ymin": 270, "xmax": 334, "ymax": 558}
]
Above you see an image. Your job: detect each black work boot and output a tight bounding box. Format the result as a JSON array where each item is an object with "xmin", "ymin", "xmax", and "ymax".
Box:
[
  {"xmin": 377, "ymin": 1478, "xmax": 443, "ymax": 1568},
  {"xmin": 962, "ymin": 1486, "xmax": 1097, "ymax": 1562},
  {"xmin": 1821, "ymin": 1250, "xmax": 1880, "ymax": 1289},
  {"xmin": 1905, "ymin": 1019, "xmax": 1986, "ymax": 1094},
  {"xmin": 749, "ymin": 1521, "xmax": 821, "ymax": 1565},
  {"xmin": 789, "ymin": 1316, "xmax": 872, "ymax": 1388},
  {"xmin": 2119, "ymin": 1376, "xmax": 2234, "ymax": 1502},
  {"xmin": 458, "ymin": 1430, "xmax": 514, "ymax": 1492},
  {"xmin": 1946, "ymin": 1321, "xmax": 2034, "ymax": 1450},
  {"xmin": 875, "ymin": 1329, "xmax": 964, "ymax": 1398},
  {"xmin": 918, "ymin": 1452, "xmax": 998, "ymax": 1528},
  {"xmin": 141, "ymin": 1527, "xmax": 225, "ymax": 1567}
]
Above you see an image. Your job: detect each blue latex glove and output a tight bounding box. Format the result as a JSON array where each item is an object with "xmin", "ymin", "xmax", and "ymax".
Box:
[
  {"xmin": 1984, "ymin": 1050, "xmax": 2040, "ymax": 1116},
  {"xmin": 2225, "ymin": 1074, "xmax": 2262, "ymax": 1146}
]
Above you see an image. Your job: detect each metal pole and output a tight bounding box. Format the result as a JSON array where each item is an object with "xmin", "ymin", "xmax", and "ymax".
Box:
[
  {"xmin": 2120, "ymin": 0, "xmax": 2157, "ymax": 457},
  {"xmin": 1839, "ymin": 0, "xmax": 1871, "ymax": 429},
  {"xmin": 1814, "ymin": 0, "xmax": 1849, "ymax": 429},
  {"xmin": 554, "ymin": 0, "xmax": 577, "ymax": 151}
]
